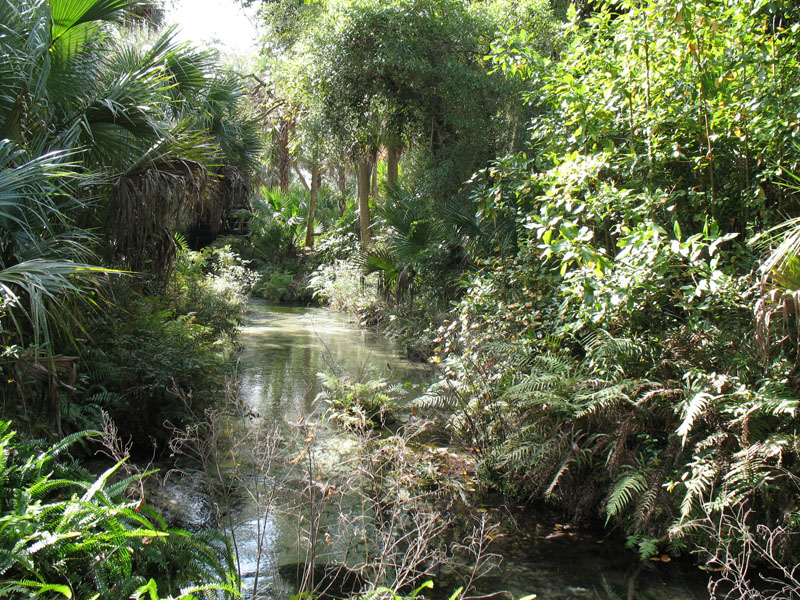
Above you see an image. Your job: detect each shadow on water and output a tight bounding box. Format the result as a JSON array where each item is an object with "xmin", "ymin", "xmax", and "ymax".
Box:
[{"xmin": 169, "ymin": 300, "xmax": 707, "ymax": 600}]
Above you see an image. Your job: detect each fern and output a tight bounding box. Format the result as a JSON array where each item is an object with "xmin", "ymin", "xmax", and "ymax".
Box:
[
  {"xmin": 635, "ymin": 537, "xmax": 660, "ymax": 561},
  {"xmin": 676, "ymin": 391, "xmax": 717, "ymax": 445},
  {"xmin": 723, "ymin": 439, "xmax": 787, "ymax": 506},
  {"xmin": 598, "ymin": 578, "xmax": 625, "ymax": 600},
  {"xmin": 679, "ymin": 455, "xmax": 718, "ymax": 521},
  {"xmin": 0, "ymin": 580, "xmax": 72, "ymax": 598},
  {"xmin": 606, "ymin": 472, "xmax": 648, "ymax": 523},
  {"xmin": 633, "ymin": 486, "xmax": 659, "ymax": 529},
  {"xmin": 0, "ymin": 421, "xmax": 238, "ymax": 599},
  {"xmin": 574, "ymin": 382, "xmax": 631, "ymax": 419},
  {"xmin": 414, "ymin": 390, "xmax": 460, "ymax": 411}
]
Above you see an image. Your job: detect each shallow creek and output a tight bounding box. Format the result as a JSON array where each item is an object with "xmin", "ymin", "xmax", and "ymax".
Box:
[{"xmin": 196, "ymin": 301, "xmax": 705, "ymax": 600}]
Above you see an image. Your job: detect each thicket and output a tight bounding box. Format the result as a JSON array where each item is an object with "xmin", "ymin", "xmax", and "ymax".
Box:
[
  {"xmin": 0, "ymin": 0, "xmax": 262, "ymax": 443},
  {"xmin": 68, "ymin": 245, "xmax": 256, "ymax": 452},
  {"xmin": 226, "ymin": 184, "xmax": 351, "ymax": 304},
  {"xmin": 414, "ymin": 0, "xmax": 800, "ymax": 586},
  {"xmin": 1, "ymin": 1, "xmax": 261, "ymax": 594}
]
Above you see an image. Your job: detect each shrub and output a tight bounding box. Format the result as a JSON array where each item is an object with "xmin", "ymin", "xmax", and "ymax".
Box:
[
  {"xmin": 169, "ymin": 245, "xmax": 258, "ymax": 341},
  {"xmin": 309, "ymin": 261, "xmax": 382, "ymax": 318},
  {"xmin": 65, "ymin": 246, "xmax": 256, "ymax": 452},
  {"xmin": 255, "ymin": 269, "xmax": 295, "ymax": 303}
]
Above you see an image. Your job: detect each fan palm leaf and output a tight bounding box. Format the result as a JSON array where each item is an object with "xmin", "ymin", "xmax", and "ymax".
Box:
[
  {"xmin": 49, "ymin": 0, "xmax": 134, "ymax": 64},
  {"xmin": 0, "ymin": 140, "xmax": 117, "ymax": 354}
]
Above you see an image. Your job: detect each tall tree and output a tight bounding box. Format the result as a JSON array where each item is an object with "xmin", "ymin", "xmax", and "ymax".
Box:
[{"xmin": 276, "ymin": 0, "xmax": 556, "ymax": 247}]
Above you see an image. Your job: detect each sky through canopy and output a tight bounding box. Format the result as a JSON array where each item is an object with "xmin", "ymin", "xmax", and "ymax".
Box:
[{"xmin": 165, "ymin": 0, "xmax": 260, "ymax": 53}]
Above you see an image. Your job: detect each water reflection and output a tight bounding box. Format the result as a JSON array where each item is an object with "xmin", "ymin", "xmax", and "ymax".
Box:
[
  {"xmin": 228, "ymin": 302, "xmax": 703, "ymax": 600},
  {"xmin": 239, "ymin": 303, "xmax": 429, "ymax": 426},
  {"xmin": 232, "ymin": 302, "xmax": 431, "ymax": 598}
]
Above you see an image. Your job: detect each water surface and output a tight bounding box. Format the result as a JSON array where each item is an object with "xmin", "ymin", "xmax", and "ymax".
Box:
[{"xmin": 225, "ymin": 302, "xmax": 704, "ymax": 600}]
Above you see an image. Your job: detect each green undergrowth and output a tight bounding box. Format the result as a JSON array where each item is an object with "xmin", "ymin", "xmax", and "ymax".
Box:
[
  {"xmin": 2, "ymin": 244, "xmax": 256, "ymax": 454},
  {"xmin": 0, "ymin": 421, "xmax": 238, "ymax": 600},
  {"xmin": 414, "ymin": 0, "xmax": 800, "ymax": 588},
  {"xmin": 318, "ymin": 371, "xmax": 404, "ymax": 432},
  {"xmin": 77, "ymin": 245, "xmax": 256, "ymax": 453}
]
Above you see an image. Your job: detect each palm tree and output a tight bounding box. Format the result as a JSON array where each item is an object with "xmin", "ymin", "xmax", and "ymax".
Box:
[
  {"xmin": 750, "ymin": 166, "xmax": 800, "ymax": 357},
  {"xmin": 2, "ymin": 0, "xmax": 264, "ymax": 277},
  {"xmin": 0, "ymin": 0, "xmax": 265, "ymax": 436},
  {"xmin": 0, "ymin": 0, "xmax": 142, "ymax": 350}
]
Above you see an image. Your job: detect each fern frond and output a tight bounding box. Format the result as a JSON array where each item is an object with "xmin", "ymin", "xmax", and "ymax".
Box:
[
  {"xmin": 38, "ymin": 429, "xmax": 100, "ymax": 462},
  {"xmin": 679, "ymin": 456, "xmax": 718, "ymax": 520},
  {"xmin": 544, "ymin": 457, "xmax": 575, "ymax": 499},
  {"xmin": 677, "ymin": 391, "xmax": 717, "ymax": 444},
  {"xmin": 584, "ymin": 330, "xmax": 642, "ymax": 364},
  {"xmin": 496, "ymin": 441, "xmax": 543, "ymax": 469},
  {"xmin": 86, "ymin": 390, "xmax": 125, "ymax": 408},
  {"xmin": 27, "ymin": 477, "xmax": 85, "ymax": 498},
  {"xmin": 635, "ymin": 537, "xmax": 660, "ymax": 561},
  {"xmin": 722, "ymin": 440, "xmax": 787, "ymax": 504},
  {"xmin": 106, "ymin": 469, "xmax": 158, "ymax": 499},
  {"xmin": 574, "ymin": 382, "xmax": 631, "ymax": 418},
  {"xmin": 0, "ymin": 580, "xmax": 72, "ymax": 598},
  {"xmin": 414, "ymin": 391, "xmax": 461, "ymax": 411},
  {"xmin": 634, "ymin": 486, "xmax": 659, "ymax": 528},
  {"xmin": 606, "ymin": 472, "xmax": 648, "ymax": 522},
  {"xmin": 80, "ymin": 459, "xmax": 127, "ymax": 504},
  {"xmin": 599, "ymin": 577, "xmax": 625, "ymax": 600}
]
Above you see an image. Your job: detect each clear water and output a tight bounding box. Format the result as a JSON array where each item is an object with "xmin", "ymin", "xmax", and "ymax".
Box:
[{"xmin": 214, "ymin": 302, "xmax": 706, "ymax": 600}]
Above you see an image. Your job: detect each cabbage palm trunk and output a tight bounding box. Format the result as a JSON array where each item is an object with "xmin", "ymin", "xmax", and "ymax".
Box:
[
  {"xmin": 356, "ymin": 149, "xmax": 374, "ymax": 248},
  {"xmin": 386, "ymin": 143, "xmax": 402, "ymax": 190}
]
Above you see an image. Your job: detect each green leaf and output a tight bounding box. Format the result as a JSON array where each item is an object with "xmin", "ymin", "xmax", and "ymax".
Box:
[
  {"xmin": 4, "ymin": 580, "xmax": 73, "ymax": 598},
  {"xmin": 448, "ymin": 587, "xmax": 464, "ymax": 600}
]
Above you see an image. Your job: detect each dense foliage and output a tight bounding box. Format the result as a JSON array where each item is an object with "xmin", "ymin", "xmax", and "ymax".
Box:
[
  {"xmin": 415, "ymin": 0, "xmax": 800, "ymax": 578},
  {"xmin": 251, "ymin": 0, "xmax": 800, "ymax": 591},
  {"xmin": 0, "ymin": 0, "xmax": 261, "ymax": 438},
  {"xmin": 68, "ymin": 245, "xmax": 256, "ymax": 450},
  {"xmin": 6, "ymin": 0, "xmax": 800, "ymax": 595},
  {"xmin": 0, "ymin": 421, "xmax": 238, "ymax": 599},
  {"xmin": 1, "ymin": 2, "xmax": 260, "ymax": 593}
]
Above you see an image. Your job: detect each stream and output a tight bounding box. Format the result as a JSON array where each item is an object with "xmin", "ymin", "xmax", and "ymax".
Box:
[{"xmin": 178, "ymin": 301, "xmax": 706, "ymax": 600}]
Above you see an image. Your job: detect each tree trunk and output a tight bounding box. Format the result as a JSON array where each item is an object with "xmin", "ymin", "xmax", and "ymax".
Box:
[
  {"xmin": 305, "ymin": 162, "xmax": 321, "ymax": 249},
  {"xmin": 277, "ymin": 119, "xmax": 291, "ymax": 190},
  {"xmin": 294, "ymin": 164, "xmax": 310, "ymax": 191},
  {"xmin": 334, "ymin": 163, "xmax": 348, "ymax": 216},
  {"xmin": 386, "ymin": 143, "xmax": 401, "ymax": 190},
  {"xmin": 370, "ymin": 154, "xmax": 379, "ymax": 200},
  {"xmin": 356, "ymin": 152, "xmax": 373, "ymax": 248}
]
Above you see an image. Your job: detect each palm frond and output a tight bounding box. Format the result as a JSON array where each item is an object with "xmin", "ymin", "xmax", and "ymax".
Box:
[{"xmin": 0, "ymin": 259, "xmax": 116, "ymax": 350}]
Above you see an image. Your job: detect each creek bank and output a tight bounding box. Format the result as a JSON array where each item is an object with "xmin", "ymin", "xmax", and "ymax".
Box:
[
  {"xmin": 431, "ymin": 496, "xmax": 707, "ymax": 600},
  {"xmin": 147, "ymin": 302, "xmax": 706, "ymax": 600},
  {"xmin": 143, "ymin": 470, "xmax": 217, "ymax": 531}
]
